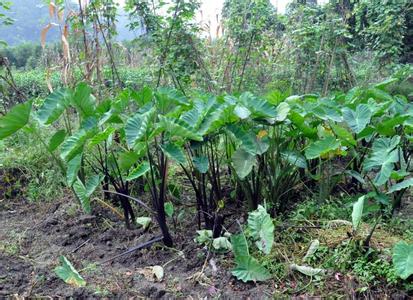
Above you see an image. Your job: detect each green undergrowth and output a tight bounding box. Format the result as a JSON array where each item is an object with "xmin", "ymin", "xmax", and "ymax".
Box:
[
  {"xmin": 0, "ymin": 130, "xmax": 66, "ymax": 202},
  {"xmin": 245, "ymin": 198, "xmax": 413, "ymax": 296}
]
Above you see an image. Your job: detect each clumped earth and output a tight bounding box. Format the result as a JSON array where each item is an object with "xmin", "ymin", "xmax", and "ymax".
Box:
[
  {"xmin": 0, "ymin": 172, "xmax": 412, "ymax": 298},
  {"xmin": 0, "ymin": 190, "xmax": 272, "ymax": 298}
]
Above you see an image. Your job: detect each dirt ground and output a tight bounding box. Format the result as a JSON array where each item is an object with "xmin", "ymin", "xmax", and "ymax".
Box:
[
  {"xmin": 0, "ymin": 191, "xmax": 276, "ymax": 298},
  {"xmin": 1, "ymin": 166, "xmax": 412, "ymax": 298}
]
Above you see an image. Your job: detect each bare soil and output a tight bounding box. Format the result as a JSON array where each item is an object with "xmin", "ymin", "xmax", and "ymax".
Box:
[{"xmin": 1, "ymin": 167, "xmax": 412, "ymax": 298}]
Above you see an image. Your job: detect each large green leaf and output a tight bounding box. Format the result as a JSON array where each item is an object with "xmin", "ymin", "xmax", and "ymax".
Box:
[
  {"xmin": 330, "ymin": 123, "xmax": 356, "ymax": 146},
  {"xmin": 48, "ymin": 129, "xmax": 67, "ymax": 152},
  {"xmin": 288, "ymin": 111, "xmax": 317, "ymax": 138},
  {"xmin": 159, "ymin": 116, "xmax": 203, "ymax": 141},
  {"xmin": 231, "ymin": 233, "xmax": 250, "ymax": 259},
  {"xmin": 37, "ymin": 89, "xmax": 69, "ymax": 125},
  {"xmin": 125, "ymin": 161, "xmax": 150, "ymax": 181},
  {"xmin": 275, "ymin": 102, "xmax": 290, "ymax": 122},
  {"xmin": 388, "ymin": 178, "xmax": 413, "ymax": 194},
  {"xmin": 160, "ymin": 143, "xmax": 186, "ymax": 165},
  {"xmin": 364, "ymin": 136, "xmax": 400, "ymax": 186},
  {"xmin": 342, "ymin": 104, "xmax": 372, "ymax": 134},
  {"xmin": 193, "ymin": 156, "xmax": 209, "ymax": 173},
  {"xmin": 234, "ymin": 104, "xmax": 251, "ymax": 119},
  {"xmin": 232, "ymin": 148, "xmax": 256, "ymax": 179},
  {"xmin": 239, "ymin": 92, "xmax": 277, "ymax": 118},
  {"xmin": 73, "ymin": 175, "xmax": 102, "ymax": 213},
  {"xmin": 54, "ymin": 256, "xmax": 86, "ymax": 287},
  {"xmin": 89, "ymin": 127, "xmax": 115, "ymax": 147},
  {"xmin": 227, "ymin": 124, "xmax": 257, "ymax": 155},
  {"xmin": 351, "ymin": 195, "xmax": 364, "ymax": 232},
  {"xmin": 66, "ymin": 154, "xmax": 82, "ymax": 186},
  {"xmin": 125, "ymin": 110, "xmax": 153, "ymax": 148},
  {"xmin": 118, "ymin": 151, "xmax": 141, "ymax": 171},
  {"xmin": 60, "ymin": 130, "xmax": 88, "ymax": 162},
  {"xmin": 376, "ymin": 115, "xmax": 408, "ymax": 136},
  {"xmin": 247, "ymin": 205, "xmax": 274, "ymax": 254},
  {"xmin": 281, "ymin": 150, "xmax": 307, "ymax": 169},
  {"xmin": 305, "ymin": 136, "xmax": 340, "ymax": 160},
  {"xmin": 231, "ymin": 256, "xmax": 271, "ymax": 282},
  {"xmin": 393, "ymin": 241, "xmax": 413, "ymax": 280},
  {"xmin": 72, "ymin": 82, "xmax": 95, "ymax": 117},
  {"xmin": 0, "ymin": 101, "xmax": 32, "ymax": 139}
]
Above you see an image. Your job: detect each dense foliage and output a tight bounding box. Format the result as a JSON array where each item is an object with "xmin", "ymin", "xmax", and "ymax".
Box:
[{"xmin": 0, "ymin": 0, "xmax": 412, "ymax": 297}]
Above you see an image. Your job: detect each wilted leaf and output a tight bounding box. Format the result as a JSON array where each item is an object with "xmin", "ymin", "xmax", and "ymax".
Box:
[
  {"xmin": 54, "ymin": 256, "xmax": 86, "ymax": 287},
  {"xmin": 290, "ymin": 264, "xmax": 325, "ymax": 276},
  {"xmin": 352, "ymin": 196, "xmax": 365, "ymax": 232}
]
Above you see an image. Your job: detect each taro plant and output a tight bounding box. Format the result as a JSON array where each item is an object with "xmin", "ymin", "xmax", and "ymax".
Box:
[{"xmin": 231, "ymin": 205, "xmax": 274, "ymax": 282}]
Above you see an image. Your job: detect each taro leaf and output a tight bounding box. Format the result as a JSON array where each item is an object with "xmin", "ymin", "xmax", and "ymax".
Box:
[
  {"xmin": 234, "ymin": 104, "xmax": 251, "ymax": 119},
  {"xmin": 232, "ymin": 148, "xmax": 256, "ymax": 179},
  {"xmin": 247, "ymin": 205, "xmax": 274, "ymax": 254},
  {"xmin": 392, "ymin": 241, "xmax": 413, "ymax": 280},
  {"xmin": 193, "ymin": 155, "xmax": 209, "ymax": 173},
  {"xmin": 89, "ymin": 127, "xmax": 115, "ymax": 146},
  {"xmin": 136, "ymin": 217, "xmax": 152, "ymax": 230},
  {"xmin": 160, "ymin": 143, "xmax": 186, "ymax": 165},
  {"xmin": 54, "ymin": 256, "xmax": 86, "ymax": 287},
  {"xmin": 345, "ymin": 170, "xmax": 365, "ymax": 185},
  {"xmin": 212, "ymin": 237, "xmax": 232, "ymax": 252},
  {"xmin": 158, "ymin": 115, "xmax": 203, "ymax": 141},
  {"xmin": 125, "ymin": 111, "xmax": 152, "ymax": 148},
  {"xmin": 254, "ymin": 137, "xmax": 269, "ymax": 156},
  {"xmin": 227, "ymin": 124, "xmax": 257, "ymax": 155},
  {"xmin": 60, "ymin": 130, "xmax": 89, "ymax": 162},
  {"xmin": 37, "ymin": 89, "xmax": 69, "ymax": 125},
  {"xmin": 305, "ymin": 136, "xmax": 340, "ymax": 160},
  {"xmin": 0, "ymin": 101, "xmax": 32, "ymax": 139},
  {"xmin": 132, "ymin": 86, "xmax": 153, "ymax": 106},
  {"xmin": 352, "ymin": 195, "xmax": 365, "ymax": 232},
  {"xmin": 281, "ymin": 150, "xmax": 307, "ymax": 169},
  {"xmin": 180, "ymin": 100, "xmax": 204, "ymax": 129},
  {"xmin": 303, "ymin": 240, "xmax": 320, "ymax": 261},
  {"xmin": 290, "ymin": 264, "xmax": 325, "ymax": 276},
  {"xmin": 48, "ymin": 129, "xmax": 66, "ymax": 151},
  {"xmin": 66, "ymin": 154, "xmax": 82, "ymax": 186},
  {"xmin": 239, "ymin": 92, "xmax": 277, "ymax": 118},
  {"xmin": 275, "ymin": 102, "xmax": 290, "ymax": 122},
  {"xmin": 195, "ymin": 230, "xmax": 213, "ymax": 244},
  {"xmin": 73, "ymin": 175, "xmax": 102, "ymax": 214},
  {"xmin": 363, "ymin": 136, "xmax": 400, "ymax": 186},
  {"xmin": 232, "ymin": 256, "xmax": 271, "ymax": 282},
  {"xmin": 164, "ymin": 202, "xmax": 174, "ymax": 218},
  {"xmin": 376, "ymin": 115, "xmax": 408, "ymax": 136},
  {"xmin": 72, "ymin": 82, "xmax": 95, "ymax": 117},
  {"xmin": 342, "ymin": 104, "xmax": 372, "ymax": 134},
  {"xmin": 231, "ymin": 233, "xmax": 250, "ymax": 259},
  {"xmin": 330, "ymin": 123, "xmax": 356, "ymax": 146},
  {"xmin": 388, "ymin": 178, "xmax": 413, "ymax": 194},
  {"xmin": 125, "ymin": 161, "xmax": 150, "ymax": 181},
  {"xmin": 288, "ymin": 111, "xmax": 318, "ymax": 139},
  {"xmin": 118, "ymin": 151, "xmax": 141, "ymax": 171}
]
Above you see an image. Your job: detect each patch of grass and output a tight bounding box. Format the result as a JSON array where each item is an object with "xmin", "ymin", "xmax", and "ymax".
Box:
[{"xmin": 1, "ymin": 130, "xmax": 66, "ymax": 202}]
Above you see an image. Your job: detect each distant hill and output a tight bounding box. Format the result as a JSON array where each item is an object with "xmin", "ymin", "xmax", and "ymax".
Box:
[{"xmin": 0, "ymin": 0, "xmax": 142, "ymax": 46}]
